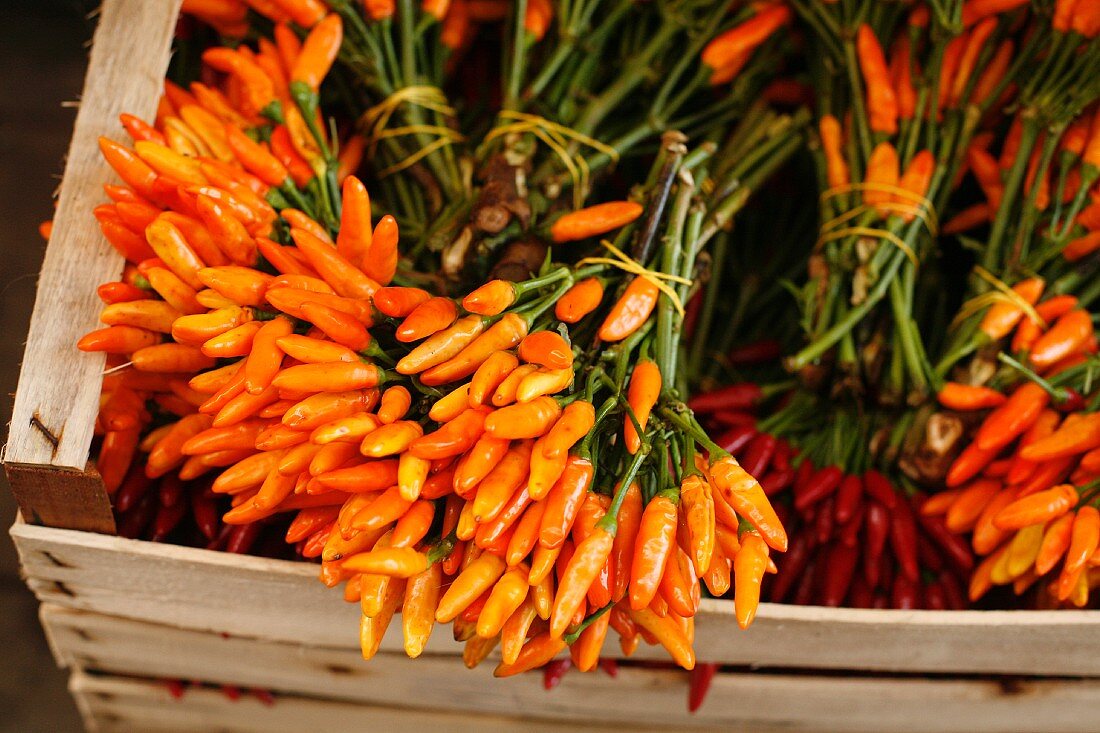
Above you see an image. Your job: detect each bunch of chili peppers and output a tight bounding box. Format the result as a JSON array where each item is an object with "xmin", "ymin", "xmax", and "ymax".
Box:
[{"xmin": 68, "ymin": 2, "xmax": 813, "ymax": 685}]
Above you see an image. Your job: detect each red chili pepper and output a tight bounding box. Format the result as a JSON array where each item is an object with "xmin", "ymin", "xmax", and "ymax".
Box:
[
  {"xmin": 688, "ymin": 383, "xmax": 763, "ymax": 413},
  {"xmin": 939, "ymin": 571, "xmax": 967, "ymax": 609},
  {"xmin": 916, "ymin": 509, "xmax": 975, "ymax": 573},
  {"xmin": 891, "ymin": 574, "xmax": 920, "ymax": 609},
  {"xmin": 716, "ymin": 424, "xmax": 757, "ymax": 455},
  {"xmin": 726, "ymin": 339, "xmax": 782, "ymax": 365},
  {"xmin": 791, "ymin": 555, "xmax": 818, "ymax": 605},
  {"xmin": 839, "ymin": 503, "xmax": 865, "ymax": 547},
  {"xmin": 917, "ymin": 535, "xmax": 944, "ymax": 573},
  {"xmin": 739, "ymin": 433, "xmax": 777, "ymax": 477},
  {"xmin": 834, "ymin": 473, "xmax": 864, "ymax": 524},
  {"xmin": 863, "ymin": 502, "xmax": 890, "ymax": 588},
  {"xmin": 768, "ymin": 528, "xmax": 812, "ymax": 603},
  {"xmin": 687, "ymin": 662, "xmax": 718, "ymax": 713},
  {"xmin": 760, "ymin": 467, "xmax": 795, "ymax": 496},
  {"xmin": 924, "ymin": 581, "xmax": 947, "ymax": 610},
  {"xmin": 889, "ymin": 500, "xmax": 920, "ymax": 582},
  {"xmin": 847, "ymin": 577, "xmax": 874, "ymax": 608},
  {"xmin": 814, "ymin": 496, "xmax": 835, "ymax": 544},
  {"xmin": 862, "ymin": 470, "xmax": 898, "ymax": 508},
  {"xmin": 821, "ymin": 543, "xmax": 859, "ymax": 607},
  {"xmin": 795, "ymin": 465, "xmax": 843, "ymax": 512},
  {"xmin": 542, "ymin": 658, "xmax": 571, "ymax": 690}
]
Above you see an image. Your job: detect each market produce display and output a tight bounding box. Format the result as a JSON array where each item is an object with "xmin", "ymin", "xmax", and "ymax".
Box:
[{"xmin": 46, "ymin": 0, "xmax": 1100, "ymax": 705}]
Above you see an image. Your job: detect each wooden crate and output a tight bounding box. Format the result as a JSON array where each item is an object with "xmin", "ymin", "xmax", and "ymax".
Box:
[
  {"xmin": 39, "ymin": 605, "xmax": 1100, "ymax": 733},
  {"xmin": 15, "ymin": 518, "xmax": 1100, "ymax": 733},
  {"xmin": 8, "ymin": 1, "xmax": 1100, "ymax": 731}
]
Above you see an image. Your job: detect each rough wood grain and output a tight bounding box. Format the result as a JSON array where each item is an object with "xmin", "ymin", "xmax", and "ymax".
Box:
[
  {"xmin": 69, "ymin": 671, "xmax": 695, "ymax": 733},
  {"xmin": 4, "ymin": 0, "xmax": 181, "ymax": 532},
  {"xmin": 15, "ymin": 520, "xmax": 1100, "ymax": 676},
  {"xmin": 60, "ymin": 643, "xmax": 1100, "ymax": 733}
]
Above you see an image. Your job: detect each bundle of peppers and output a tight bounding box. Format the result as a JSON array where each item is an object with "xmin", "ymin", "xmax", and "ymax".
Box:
[
  {"xmin": 67, "ymin": 0, "xmax": 812, "ymax": 688},
  {"xmin": 47, "ymin": 0, "xmax": 1100, "ymax": 721}
]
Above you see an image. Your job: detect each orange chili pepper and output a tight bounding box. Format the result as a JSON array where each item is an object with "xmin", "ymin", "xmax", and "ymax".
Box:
[
  {"xmin": 629, "ymin": 607, "xmax": 695, "ymax": 670},
  {"xmin": 463, "ymin": 280, "xmax": 516, "ymax": 316},
  {"xmin": 401, "ymin": 563, "xmax": 441, "ymax": 658},
  {"xmin": 946, "ymin": 440, "xmax": 999, "ymax": 486},
  {"xmin": 473, "ymin": 442, "xmax": 532, "ymax": 522},
  {"xmin": 550, "ymin": 527, "xmax": 613, "ymax": 638},
  {"xmin": 276, "ymin": 334, "xmax": 357, "ymax": 365},
  {"xmin": 244, "ymin": 316, "xmax": 295, "ymax": 395},
  {"xmin": 99, "ymin": 300, "xmax": 181, "ymax": 334},
  {"xmin": 1057, "ymin": 507, "xmax": 1099, "ymax": 600},
  {"xmin": 360, "ymin": 420, "xmax": 424, "ymax": 458},
  {"xmin": 629, "ymin": 492, "xmax": 677, "ymax": 611},
  {"xmin": 283, "ymin": 389, "xmax": 376, "ymax": 430},
  {"xmin": 364, "ymin": 214, "xmax": 400, "ymax": 286},
  {"xmin": 1035, "ymin": 512, "xmax": 1076, "ymax": 575},
  {"xmin": 555, "ymin": 277, "xmax": 604, "ymax": 324},
  {"xmin": 709, "ymin": 455, "xmax": 787, "ymax": 552},
  {"xmin": 978, "ymin": 277, "xmax": 1045, "ymax": 341},
  {"xmin": 994, "ymin": 484, "xmax": 1078, "ymax": 530},
  {"xmin": 373, "ymin": 286, "xmax": 431, "ymax": 318},
  {"xmin": 291, "ymin": 227, "xmax": 379, "ymax": 299},
  {"xmin": 699, "ymin": 3, "xmax": 790, "ymax": 76},
  {"xmin": 1021, "ymin": 413, "xmax": 1100, "ymax": 461},
  {"xmin": 273, "ymin": 361, "xmax": 382, "ymax": 392},
  {"xmin": 535, "ymin": 402, "xmax": 592, "ymax": 460},
  {"xmin": 334, "ymin": 175, "xmax": 373, "ymax": 270},
  {"xmin": 198, "ymin": 266, "xmax": 272, "ymax": 307},
  {"xmin": 506, "ymin": 501, "xmax": 544, "ymax": 567},
  {"xmin": 945, "ymin": 479, "xmax": 1001, "ymax": 533},
  {"xmin": 518, "ymin": 330, "xmax": 572, "ymax": 370},
  {"xmin": 409, "ymin": 407, "xmax": 488, "ymax": 460},
  {"xmin": 436, "ymin": 552, "xmax": 507, "ymax": 623},
  {"xmin": 863, "ymin": 141, "xmax": 899, "ymax": 209},
  {"xmin": 477, "ymin": 564, "xmax": 530, "ymax": 639},
  {"xmin": 484, "ymin": 396, "xmax": 561, "ymax": 439},
  {"xmin": 493, "ymin": 631, "xmax": 566, "ymax": 677},
  {"xmin": 624, "ymin": 360, "xmax": 661, "ymax": 453},
  {"xmin": 469, "ymin": 351, "xmax": 519, "ymax": 406},
  {"xmin": 396, "ymin": 297, "xmax": 458, "ymax": 344},
  {"xmin": 819, "ymin": 115, "xmax": 849, "ymax": 189},
  {"xmin": 420, "ymin": 313, "xmax": 529, "ymax": 386},
  {"xmin": 731, "ymin": 531, "xmax": 769, "ymax": 628},
  {"xmin": 290, "ymin": 13, "xmax": 342, "ymax": 90},
  {"xmin": 680, "ymin": 474, "xmax": 715, "ymax": 575},
  {"xmin": 937, "ymin": 382, "xmax": 1006, "ymax": 411},
  {"xmin": 515, "ymin": 367, "xmax": 573, "ymax": 403},
  {"xmin": 549, "ymin": 201, "xmax": 643, "ymax": 243},
  {"xmin": 397, "ymin": 316, "xmax": 485, "ymax": 376},
  {"xmin": 856, "ymin": 24, "xmax": 898, "ymax": 135},
  {"xmin": 975, "ymin": 382, "xmax": 1050, "ymax": 452},
  {"xmin": 1013, "ymin": 295, "xmax": 1078, "ymax": 354},
  {"xmin": 598, "ymin": 277, "xmax": 659, "ymax": 342},
  {"xmin": 1030, "ymin": 309, "xmax": 1093, "ymax": 370},
  {"xmin": 300, "ymin": 301, "xmax": 370, "ymax": 351}
]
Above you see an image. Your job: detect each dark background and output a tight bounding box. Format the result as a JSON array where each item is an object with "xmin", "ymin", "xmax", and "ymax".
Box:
[{"xmin": 1, "ymin": 1, "xmax": 99, "ymax": 730}]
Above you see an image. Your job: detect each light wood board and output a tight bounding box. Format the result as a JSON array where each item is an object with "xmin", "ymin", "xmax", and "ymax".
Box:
[
  {"xmin": 4, "ymin": 0, "xmax": 182, "ymax": 533},
  {"xmin": 15, "ymin": 518, "xmax": 1100, "ymax": 676},
  {"xmin": 59, "ymin": 638, "xmax": 1100, "ymax": 733}
]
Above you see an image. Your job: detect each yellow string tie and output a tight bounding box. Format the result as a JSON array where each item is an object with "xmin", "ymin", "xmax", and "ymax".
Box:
[
  {"xmin": 576, "ymin": 240, "xmax": 692, "ymax": 316},
  {"xmin": 484, "ymin": 111, "xmax": 619, "ymax": 209},
  {"xmin": 358, "ymin": 86, "xmax": 465, "ymax": 178},
  {"xmin": 816, "ymin": 182, "xmax": 938, "ymax": 267},
  {"xmin": 951, "ymin": 266, "xmax": 1046, "ymax": 330},
  {"xmin": 821, "ymin": 182, "xmax": 939, "ymax": 235}
]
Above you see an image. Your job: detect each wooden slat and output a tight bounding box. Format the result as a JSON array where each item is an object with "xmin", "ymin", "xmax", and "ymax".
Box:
[
  {"xmin": 15, "ymin": 519, "xmax": 1100, "ymax": 676},
  {"xmin": 68, "ymin": 671, "xmax": 690, "ymax": 733},
  {"xmin": 60, "ymin": 639, "xmax": 1100, "ymax": 733},
  {"xmin": 4, "ymin": 0, "xmax": 181, "ymax": 533}
]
